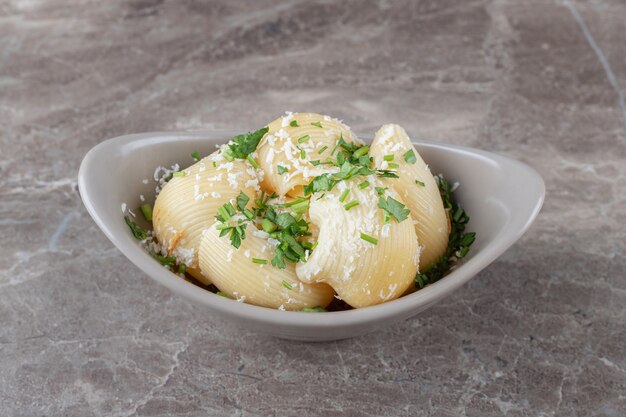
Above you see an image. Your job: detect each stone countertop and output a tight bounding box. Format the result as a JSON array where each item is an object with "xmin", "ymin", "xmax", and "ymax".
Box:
[{"xmin": 1, "ymin": 0, "xmax": 625, "ymax": 416}]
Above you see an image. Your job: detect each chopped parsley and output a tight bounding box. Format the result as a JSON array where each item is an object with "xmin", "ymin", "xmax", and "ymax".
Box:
[
  {"xmin": 311, "ymin": 121, "xmax": 323, "ymax": 128},
  {"xmin": 403, "ymin": 149, "xmax": 417, "ymax": 164},
  {"xmin": 140, "ymin": 203, "xmax": 153, "ymax": 222},
  {"xmin": 378, "ymin": 196, "xmax": 410, "ymax": 223},
  {"xmin": 124, "ymin": 215, "xmax": 147, "ymax": 240},
  {"xmin": 277, "ymin": 165, "xmax": 289, "ymax": 175},
  {"xmin": 215, "ymin": 201, "xmax": 247, "ymax": 249},
  {"xmin": 226, "ymin": 126, "xmax": 269, "ymax": 159},
  {"xmin": 415, "ymin": 175, "xmax": 475, "ymax": 288},
  {"xmin": 290, "ymin": 120, "xmax": 299, "ymax": 127},
  {"xmin": 191, "ymin": 150, "xmax": 201, "ymax": 161}
]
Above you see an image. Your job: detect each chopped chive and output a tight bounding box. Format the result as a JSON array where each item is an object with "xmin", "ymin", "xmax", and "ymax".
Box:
[
  {"xmin": 339, "ymin": 189, "xmax": 350, "ymax": 202},
  {"xmin": 358, "ymin": 181, "xmax": 370, "ymax": 190},
  {"xmin": 277, "ymin": 165, "xmax": 289, "ymax": 175},
  {"xmin": 191, "ymin": 150, "xmax": 201, "ymax": 161},
  {"xmin": 212, "ymin": 161, "xmax": 217, "ymax": 167},
  {"xmin": 353, "ymin": 146, "xmax": 370, "ymax": 158},
  {"xmin": 318, "ymin": 145, "xmax": 328, "ymax": 154},
  {"xmin": 299, "ymin": 147, "xmax": 306, "ymax": 159},
  {"xmin": 298, "ymin": 135, "xmax": 310, "ymax": 144},
  {"xmin": 246, "ymin": 155, "xmax": 259, "ymax": 169},
  {"xmin": 302, "ymin": 306, "xmax": 327, "ymax": 312},
  {"xmin": 282, "ymin": 280, "xmax": 293, "ymax": 290},
  {"xmin": 139, "ymin": 203, "xmax": 153, "ymax": 221},
  {"xmin": 290, "ymin": 120, "xmax": 299, "ymax": 127},
  {"xmin": 223, "ymin": 149, "xmax": 235, "ymax": 162},
  {"xmin": 261, "ymin": 219, "xmax": 277, "ymax": 233},
  {"xmin": 360, "ymin": 232, "xmax": 378, "ymax": 245},
  {"xmin": 173, "ymin": 171, "xmax": 186, "ymax": 177},
  {"xmin": 244, "ymin": 208, "xmax": 255, "ymax": 219},
  {"xmin": 415, "ymin": 179, "xmax": 426, "ymax": 187},
  {"xmin": 375, "ymin": 186, "xmax": 387, "ymax": 196},
  {"xmin": 416, "ymin": 274, "xmax": 426, "ymax": 289},
  {"xmin": 383, "ymin": 154, "xmax": 395, "ymax": 161},
  {"xmin": 457, "ymin": 246, "xmax": 470, "ymax": 258},
  {"xmin": 311, "ymin": 121, "xmax": 323, "ymax": 128},
  {"xmin": 178, "ymin": 263, "xmax": 187, "ymax": 274},
  {"xmin": 218, "ymin": 205, "xmax": 232, "ymax": 221},
  {"xmin": 216, "ymin": 291, "xmax": 229, "ymax": 298},
  {"xmin": 387, "ymin": 162, "xmax": 399, "ymax": 169},
  {"xmin": 252, "ymin": 258, "xmax": 268, "ymax": 264},
  {"xmin": 215, "ymin": 223, "xmax": 231, "ymax": 231},
  {"xmin": 310, "ymin": 160, "xmax": 321, "ymax": 166},
  {"xmin": 403, "ymin": 149, "xmax": 417, "ymax": 164},
  {"xmin": 344, "ymin": 200, "xmax": 359, "ymax": 210}
]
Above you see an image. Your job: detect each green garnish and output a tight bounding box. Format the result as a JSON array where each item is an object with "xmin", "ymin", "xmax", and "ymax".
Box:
[
  {"xmin": 353, "ymin": 146, "xmax": 370, "ymax": 158},
  {"xmin": 375, "ymin": 186, "xmax": 387, "ymax": 196},
  {"xmin": 338, "ymin": 188, "xmax": 350, "ymax": 202},
  {"xmin": 282, "ymin": 280, "xmax": 293, "ymax": 290},
  {"xmin": 154, "ymin": 254, "xmax": 177, "ymax": 266},
  {"xmin": 223, "ymin": 149, "xmax": 235, "ymax": 162},
  {"xmin": 261, "ymin": 219, "xmax": 277, "ymax": 233},
  {"xmin": 191, "ymin": 150, "xmax": 201, "ymax": 161},
  {"xmin": 172, "ymin": 171, "xmax": 186, "ymax": 177},
  {"xmin": 140, "ymin": 203, "xmax": 153, "ymax": 221},
  {"xmin": 383, "ymin": 154, "xmax": 395, "ymax": 161},
  {"xmin": 215, "ymin": 201, "xmax": 247, "ymax": 248},
  {"xmin": 358, "ymin": 181, "xmax": 370, "ymax": 190},
  {"xmin": 378, "ymin": 196, "xmax": 410, "ymax": 222},
  {"xmin": 216, "ymin": 291, "xmax": 229, "ymax": 298},
  {"xmin": 236, "ymin": 191, "xmax": 249, "ymax": 212},
  {"xmin": 124, "ymin": 215, "xmax": 147, "ymax": 240},
  {"xmin": 277, "ymin": 165, "xmax": 289, "ymax": 175},
  {"xmin": 318, "ymin": 146, "xmax": 328, "ymax": 154},
  {"xmin": 415, "ymin": 175, "xmax": 475, "ymax": 288},
  {"xmin": 298, "ymin": 147, "xmax": 306, "ymax": 159},
  {"xmin": 310, "ymin": 160, "xmax": 321, "ymax": 166},
  {"xmin": 246, "ymin": 155, "xmax": 259, "ymax": 169},
  {"xmin": 311, "ymin": 121, "xmax": 323, "ymax": 128},
  {"xmin": 212, "ymin": 161, "xmax": 217, "ymax": 167},
  {"xmin": 415, "ymin": 180, "xmax": 426, "ymax": 187},
  {"xmin": 403, "ymin": 149, "xmax": 417, "ymax": 164},
  {"xmin": 360, "ymin": 233, "xmax": 378, "ymax": 245},
  {"xmin": 388, "ymin": 162, "xmax": 399, "ymax": 169},
  {"xmin": 178, "ymin": 263, "xmax": 187, "ymax": 274},
  {"xmin": 344, "ymin": 200, "xmax": 359, "ymax": 210},
  {"xmin": 252, "ymin": 258, "xmax": 268, "ymax": 265},
  {"xmin": 376, "ymin": 170, "xmax": 399, "ymax": 178},
  {"xmin": 290, "ymin": 120, "xmax": 299, "ymax": 127},
  {"xmin": 298, "ymin": 135, "xmax": 310, "ymax": 144},
  {"xmin": 302, "ymin": 306, "xmax": 327, "ymax": 312},
  {"xmin": 226, "ymin": 126, "xmax": 269, "ymax": 159}
]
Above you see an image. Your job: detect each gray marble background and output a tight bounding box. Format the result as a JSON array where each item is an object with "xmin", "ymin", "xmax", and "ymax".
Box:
[{"xmin": 1, "ymin": 0, "xmax": 625, "ymax": 416}]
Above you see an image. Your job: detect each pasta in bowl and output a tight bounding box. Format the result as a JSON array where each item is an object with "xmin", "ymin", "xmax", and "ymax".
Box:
[{"xmin": 125, "ymin": 113, "xmax": 476, "ymax": 311}]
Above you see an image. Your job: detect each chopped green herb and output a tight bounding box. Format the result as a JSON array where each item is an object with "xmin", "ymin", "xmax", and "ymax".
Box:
[
  {"xmin": 216, "ymin": 291, "xmax": 229, "ymax": 298},
  {"xmin": 124, "ymin": 215, "xmax": 147, "ymax": 240},
  {"xmin": 261, "ymin": 219, "xmax": 277, "ymax": 233},
  {"xmin": 383, "ymin": 154, "xmax": 395, "ymax": 161},
  {"xmin": 216, "ymin": 202, "xmax": 236, "ymax": 222},
  {"xmin": 154, "ymin": 254, "xmax": 177, "ymax": 266},
  {"xmin": 415, "ymin": 179, "xmax": 426, "ymax": 187},
  {"xmin": 360, "ymin": 233, "xmax": 378, "ymax": 245},
  {"xmin": 173, "ymin": 171, "xmax": 186, "ymax": 177},
  {"xmin": 310, "ymin": 160, "xmax": 321, "ymax": 166},
  {"xmin": 178, "ymin": 263, "xmax": 187, "ymax": 274},
  {"xmin": 302, "ymin": 306, "xmax": 327, "ymax": 312},
  {"xmin": 298, "ymin": 135, "xmax": 310, "ymax": 144},
  {"xmin": 227, "ymin": 126, "xmax": 269, "ymax": 159},
  {"xmin": 298, "ymin": 146, "xmax": 306, "ymax": 159},
  {"xmin": 311, "ymin": 121, "xmax": 323, "ymax": 128},
  {"xmin": 375, "ymin": 186, "xmax": 387, "ymax": 196},
  {"xmin": 388, "ymin": 162, "xmax": 399, "ymax": 169},
  {"xmin": 236, "ymin": 191, "xmax": 249, "ymax": 212},
  {"xmin": 246, "ymin": 155, "xmax": 259, "ymax": 169},
  {"xmin": 376, "ymin": 170, "xmax": 399, "ymax": 178},
  {"xmin": 212, "ymin": 161, "xmax": 217, "ymax": 168},
  {"xmin": 339, "ymin": 188, "xmax": 350, "ymax": 202},
  {"xmin": 282, "ymin": 280, "xmax": 293, "ymax": 290},
  {"xmin": 140, "ymin": 203, "xmax": 153, "ymax": 221},
  {"xmin": 403, "ymin": 149, "xmax": 417, "ymax": 164},
  {"xmin": 318, "ymin": 145, "xmax": 328, "ymax": 154},
  {"xmin": 290, "ymin": 120, "xmax": 299, "ymax": 127},
  {"xmin": 252, "ymin": 258, "xmax": 268, "ymax": 265},
  {"xmin": 353, "ymin": 145, "xmax": 370, "ymax": 158},
  {"xmin": 223, "ymin": 149, "xmax": 235, "ymax": 162},
  {"xmin": 344, "ymin": 200, "xmax": 359, "ymax": 211},
  {"xmin": 191, "ymin": 150, "xmax": 201, "ymax": 161},
  {"xmin": 277, "ymin": 165, "xmax": 289, "ymax": 175},
  {"xmin": 358, "ymin": 180, "xmax": 370, "ymax": 190},
  {"xmin": 378, "ymin": 196, "xmax": 410, "ymax": 222}
]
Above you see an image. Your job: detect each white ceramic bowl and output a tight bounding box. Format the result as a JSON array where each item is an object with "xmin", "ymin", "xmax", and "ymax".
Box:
[{"xmin": 78, "ymin": 131, "xmax": 544, "ymax": 341}]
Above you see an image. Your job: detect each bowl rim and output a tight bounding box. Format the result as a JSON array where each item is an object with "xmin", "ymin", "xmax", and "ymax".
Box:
[{"xmin": 78, "ymin": 130, "xmax": 545, "ymax": 329}]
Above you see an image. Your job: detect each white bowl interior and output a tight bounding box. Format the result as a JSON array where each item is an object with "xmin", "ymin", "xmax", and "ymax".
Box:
[{"xmin": 79, "ymin": 131, "xmax": 544, "ymax": 341}]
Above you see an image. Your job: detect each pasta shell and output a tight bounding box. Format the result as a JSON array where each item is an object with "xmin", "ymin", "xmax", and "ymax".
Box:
[
  {"xmin": 198, "ymin": 223, "xmax": 335, "ymax": 310},
  {"xmin": 296, "ymin": 177, "xmax": 419, "ymax": 308},
  {"xmin": 369, "ymin": 124, "xmax": 449, "ymax": 269},
  {"xmin": 152, "ymin": 146, "xmax": 260, "ymax": 284},
  {"xmin": 256, "ymin": 112, "xmax": 363, "ymax": 197}
]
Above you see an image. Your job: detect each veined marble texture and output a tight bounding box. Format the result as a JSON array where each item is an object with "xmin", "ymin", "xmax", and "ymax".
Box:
[{"xmin": 1, "ymin": 0, "xmax": 625, "ymax": 416}]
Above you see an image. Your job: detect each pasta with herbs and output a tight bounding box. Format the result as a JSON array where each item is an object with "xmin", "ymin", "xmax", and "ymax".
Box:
[{"xmin": 126, "ymin": 112, "xmax": 475, "ymax": 311}]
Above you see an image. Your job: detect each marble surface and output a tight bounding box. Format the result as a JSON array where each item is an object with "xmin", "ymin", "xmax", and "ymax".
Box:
[{"xmin": 1, "ymin": 0, "xmax": 625, "ymax": 415}]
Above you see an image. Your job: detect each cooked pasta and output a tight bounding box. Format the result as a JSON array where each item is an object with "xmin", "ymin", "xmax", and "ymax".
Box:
[
  {"xmin": 127, "ymin": 113, "xmax": 475, "ymax": 311},
  {"xmin": 152, "ymin": 146, "xmax": 260, "ymax": 284},
  {"xmin": 369, "ymin": 124, "xmax": 449, "ymax": 268}
]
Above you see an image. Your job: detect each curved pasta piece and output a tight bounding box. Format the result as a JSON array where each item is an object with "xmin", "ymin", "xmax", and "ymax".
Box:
[
  {"xmin": 369, "ymin": 124, "xmax": 449, "ymax": 269},
  {"xmin": 296, "ymin": 177, "xmax": 419, "ymax": 308},
  {"xmin": 198, "ymin": 223, "xmax": 335, "ymax": 310},
  {"xmin": 255, "ymin": 112, "xmax": 363, "ymax": 197},
  {"xmin": 152, "ymin": 147, "xmax": 261, "ymax": 284}
]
